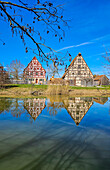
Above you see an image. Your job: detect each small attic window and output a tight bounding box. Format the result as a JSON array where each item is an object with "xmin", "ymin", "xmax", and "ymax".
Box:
[
  {"xmin": 78, "ymin": 71, "xmax": 81, "ymax": 75},
  {"xmin": 78, "ymin": 59, "xmax": 81, "ymax": 63},
  {"xmin": 78, "ymin": 65, "xmax": 81, "ymax": 69}
]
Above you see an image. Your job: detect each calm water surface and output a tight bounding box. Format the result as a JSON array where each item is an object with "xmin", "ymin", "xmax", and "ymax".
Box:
[{"xmin": 0, "ymin": 96, "xmax": 110, "ymax": 170}]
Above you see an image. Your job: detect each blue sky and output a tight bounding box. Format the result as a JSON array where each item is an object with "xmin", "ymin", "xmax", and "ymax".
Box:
[{"xmin": 0, "ymin": 0, "xmax": 110, "ymax": 77}]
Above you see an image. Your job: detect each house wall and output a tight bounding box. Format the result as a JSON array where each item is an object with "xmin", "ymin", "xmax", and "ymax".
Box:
[
  {"xmin": 94, "ymin": 80, "xmax": 99, "ymax": 86},
  {"xmin": 100, "ymin": 76, "xmax": 109, "ymax": 85},
  {"xmin": 63, "ymin": 55, "xmax": 93, "ymax": 86},
  {"xmin": 94, "ymin": 76, "xmax": 109, "ymax": 86},
  {"xmin": 63, "ymin": 97, "xmax": 93, "ymax": 125},
  {"xmin": 24, "ymin": 98, "xmax": 46, "ymax": 120},
  {"xmin": 24, "ymin": 58, "xmax": 46, "ymax": 84}
]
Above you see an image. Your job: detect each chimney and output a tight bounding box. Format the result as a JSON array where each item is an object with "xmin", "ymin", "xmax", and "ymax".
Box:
[{"xmin": 78, "ymin": 52, "xmax": 81, "ymax": 56}]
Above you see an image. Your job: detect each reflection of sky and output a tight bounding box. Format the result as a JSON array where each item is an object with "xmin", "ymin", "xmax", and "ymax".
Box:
[
  {"xmin": 0, "ymin": 97, "xmax": 110, "ymax": 132},
  {"xmin": 0, "ymin": 97, "xmax": 110, "ymax": 170}
]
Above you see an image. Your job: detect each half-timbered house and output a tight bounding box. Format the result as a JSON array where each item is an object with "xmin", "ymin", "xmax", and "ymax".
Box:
[
  {"xmin": 23, "ymin": 56, "xmax": 46, "ymax": 84},
  {"xmin": 63, "ymin": 97, "xmax": 93, "ymax": 125},
  {"xmin": 62, "ymin": 53, "xmax": 93, "ymax": 86},
  {"xmin": 24, "ymin": 98, "xmax": 46, "ymax": 120}
]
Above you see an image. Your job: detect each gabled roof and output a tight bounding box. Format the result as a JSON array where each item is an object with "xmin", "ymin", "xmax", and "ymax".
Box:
[
  {"xmin": 23, "ymin": 56, "xmax": 46, "ymax": 73},
  {"xmin": 64, "ymin": 100, "xmax": 93, "ymax": 126},
  {"xmin": 62, "ymin": 53, "xmax": 93, "ymax": 78},
  {"xmin": 62, "ymin": 56, "xmax": 77, "ymax": 79},
  {"xmin": 24, "ymin": 105, "xmax": 46, "ymax": 121},
  {"xmin": 93, "ymin": 97, "xmax": 108, "ymax": 105},
  {"xmin": 94, "ymin": 75, "xmax": 109, "ymax": 81}
]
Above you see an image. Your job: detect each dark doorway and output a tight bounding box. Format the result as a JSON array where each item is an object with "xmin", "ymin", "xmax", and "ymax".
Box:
[{"xmin": 36, "ymin": 79, "xmax": 38, "ymax": 83}]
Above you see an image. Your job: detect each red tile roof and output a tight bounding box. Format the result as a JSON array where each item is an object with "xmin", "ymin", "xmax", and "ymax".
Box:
[
  {"xmin": 24, "ymin": 56, "xmax": 46, "ymax": 73},
  {"xmin": 94, "ymin": 75, "xmax": 109, "ymax": 80}
]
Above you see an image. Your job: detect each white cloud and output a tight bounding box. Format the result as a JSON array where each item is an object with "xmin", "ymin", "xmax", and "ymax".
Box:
[
  {"xmin": 56, "ymin": 34, "xmax": 110, "ymax": 52},
  {"xmin": 57, "ymin": 41, "xmax": 93, "ymax": 52}
]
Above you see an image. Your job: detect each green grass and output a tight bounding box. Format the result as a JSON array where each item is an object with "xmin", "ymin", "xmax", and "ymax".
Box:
[
  {"xmin": 1, "ymin": 84, "xmax": 110, "ymax": 90},
  {"xmin": 69, "ymin": 85, "xmax": 110, "ymax": 90},
  {"xmin": 1, "ymin": 84, "xmax": 48, "ymax": 89}
]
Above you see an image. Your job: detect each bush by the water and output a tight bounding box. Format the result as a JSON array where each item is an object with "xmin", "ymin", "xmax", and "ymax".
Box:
[{"xmin": 46, "ymin": 85, "xmax": 69, "ymax": 95}]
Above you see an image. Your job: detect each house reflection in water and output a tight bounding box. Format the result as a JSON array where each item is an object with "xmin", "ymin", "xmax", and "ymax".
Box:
[
  {"xmin": 24, "ymin": 98, "xmax": 46, "ymax": 120},
  {"xmin": 63, "ymin": 97, "xmax": 93, "ymax": 126},
  {"xmin": 93, "ymin": 97, "xmax": 108, "ymax": 105}
]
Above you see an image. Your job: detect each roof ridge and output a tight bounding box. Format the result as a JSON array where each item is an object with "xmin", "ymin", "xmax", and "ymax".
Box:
[
  {"xmin": 24, "ymin": 56, "xmax": 46, "ymax": 72},
  {"xmin": 62, "ymin": 54, "xmax": 78, "ymax": 78},
  {"xmin": 62, "ymin": 53, "xmax": 93, "ymax": 79}
]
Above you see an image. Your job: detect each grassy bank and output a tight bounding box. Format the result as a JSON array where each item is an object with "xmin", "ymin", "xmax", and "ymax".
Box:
[
  {"xmin": 0, "ymin": 84, "xmax": 48, "ymax": 89},
  {"xmin": 70, "ymin": 85, "xmax": 110, "ymax": 90},
  {"xmin": 0, "ymin": 84, "xmax": 110, "ymax": 98},
  {"xmin": 1, "ymin": 84, "xmax": 110, "ymax": 90}
]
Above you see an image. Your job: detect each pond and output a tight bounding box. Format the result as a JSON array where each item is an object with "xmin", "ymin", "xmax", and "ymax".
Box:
[{"xmin": 0, "ymin": 96, "xmax": 110, "ymax": 170}]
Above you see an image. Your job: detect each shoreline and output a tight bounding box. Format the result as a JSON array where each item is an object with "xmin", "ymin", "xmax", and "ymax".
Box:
[{"xmin": 0, "ymin": 86, "xmax": 110, "ymax": 98}]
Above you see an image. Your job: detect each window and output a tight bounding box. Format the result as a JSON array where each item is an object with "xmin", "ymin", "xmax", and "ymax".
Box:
[
  {"xmin": 78, "ymin": 58, "xmax": 81, "ymax": 63},
  {"xmin": 76, "ymin": 117, "xmax": 79, "ymax": 120},
  {"xmin": 39, "ymin": 79, "xmax": 44, "ymax": 81},
  {"xmin": 36, "ymin": 72, "xmax": 38, "ymax": 75},
  {"xmin": 78, "ymin": 71, "xmax": 81, "ymax": 75},
  {"xmin": 41, "ymin": 72, "xmax": 43, "ymax": 75},
  {"xmin": 77, "ymin": 105, "xmax": 80, "ymax": 109},
  {"xmin": 31, "ymin": 72, "xmax": 33, "ymax": 75},
  {"xmin": 72, "ymin": 73, "xmax": 74, "ymax": 75},
  {"xmin": 26, "ymin": 103, "xmax": 29, "ymax": 107},
  {"xmin": 26, "ymin": 71, "xmax": 29, "ymax": 75},
  {"xmin": 78, "ymin": 65, "xmax": 81, "ymax": 69},
  {"xmin": 76, "ymin": 111, "xmax": 79, "ymax": 115}
]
